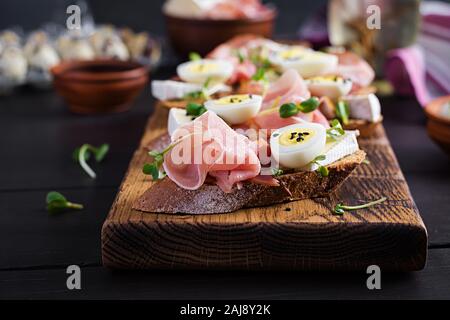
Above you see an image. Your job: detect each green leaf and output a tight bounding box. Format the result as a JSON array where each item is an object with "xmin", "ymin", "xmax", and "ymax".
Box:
[
  {"xmin": 94, "ymin": 144, "xmax": 109, "ymax": 162},
  {"xmin": 317, "ymin": 165, "xmax": 329, "ymax": 177},
  {"xmin": 271, "ymin": 168, "xmax": 284, "ymax": 177},
  {"xmin": 326, "ymin": 119, "xmax": 345, "ymax": 140},
  {"xmin": 46, "ymin": 191, "xmax": 83, "ymax": 214},
  {"xmin": 186, "ymin": 102, "xmax": 206, "ymax": 116},
  {"xmin": 313, "ymin": 155, "xmax": 326, "ymax": 162},
  {"xmin": 72, "ymin": 148, "xmax": 90, "ymax": 163},
  {"xmin": 298, "ymin": 98, "xmax": 320, "ymax": 113},
  {"xmin": 47, "ymin": 200, "xmax": 69, "ymax": 215},
  {"xmin": 252, "ymin": 67, "xmax": 266, "ymax": 81},
  {"xmin": 184, "ymin": 91, "xmax": 204, "ymax": 100},
  {"xmin": 333, "ymin": 197, "xmax": 387, "ymax": 215},
  {"xmin": 143, "ymin": 163, "xmax": 160, "ymax": 180},
  {"xmin": 189, "ymin": 52, "xmax": 202, "ymax": 61},
  {"xmin": 203, "ymin": 77, "xmax": 212, "ymax": 89},
  {"xmin": 46, "ymin": 191, "xmax": 66, "ymax": 204},
  {"xmin": 333, "ymin": 204, "xmax": 345, "ymax": 215},
  {"xmin": 336, "ymin": 101, "xmax": 350, "ymax": 125},
  {"xmin": 279, "ymin": 103, "xmax": 299, "ymax": 118}
]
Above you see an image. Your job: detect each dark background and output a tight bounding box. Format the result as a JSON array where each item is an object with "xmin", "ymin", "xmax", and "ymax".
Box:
[
  {"xmin": 0, "ymin": 0, "xmax": 328, "ymax": 36},
  {"xmin": 1, "ymin": 0, "xmax": 450, "ymax": 300}
]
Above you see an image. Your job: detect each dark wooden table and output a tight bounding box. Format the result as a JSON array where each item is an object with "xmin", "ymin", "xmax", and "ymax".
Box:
[{"xmin": 1, "ymin": 66, "xmax": 449, "ymax": 299}]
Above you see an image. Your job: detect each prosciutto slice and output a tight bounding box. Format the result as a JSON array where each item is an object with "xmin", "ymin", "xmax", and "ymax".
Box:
[
  {"xmin": 255, "ymin": 69, "xmax": 329, "ymax": 130},
  {"xmin": 331, "ymin": 51, "xmax": 375, "ymax": 89},
  {"xmin": 163, "ymin": 111, "xmax": 261, "ymax": 193},
  {"xmin": 262, "ymin": 69, "xmax": 311, "ymax": 110}
]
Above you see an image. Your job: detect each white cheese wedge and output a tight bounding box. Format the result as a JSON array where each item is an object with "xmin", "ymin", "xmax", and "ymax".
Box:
[
  {"xmin": 303, "ymin": 130, "xmax": 360, "ymax": 171},
  {"xmin": 151, "ymin": 80, "xmax": 230, "ymax": 101},
  {"xmin": 342, "ymin": 93, "xmax": 381, "ymax": 123},
  {"xmin": 168, "ymin": 108, "xmax": 195, "ymax": 137}
]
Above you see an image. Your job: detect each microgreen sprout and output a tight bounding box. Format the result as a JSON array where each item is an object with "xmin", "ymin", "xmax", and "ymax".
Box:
[
  {"xmin": 186, "ymin": 102, "xmax": 207, "ymax": 117},
  {"xmin": 336, "ymin": 100, "xmax": 350, "ymax": 125},
  {"xmin": 279, "ymin": 98, "xmax": 320, "ymax": 118},
  {"xmin": 326, "ymin": 119, "xmax": 345, "ymax": 141},
  {"xmin": 73, "ymin": 143, "xmax": 109, "ymax": 179},
  {"xmin": 143, "ymin": 137, "xmax": 188, "ymax": 181},
  {"xmin": 362, "ymin": 159, "xmax": 371, "ymax": 165},
  {"xmin": 333, "ymin": 197, "xmax": 387, "ymax": 215},
  {"xmin": 271, "ymin": 168, "xmax": 284, "ymax": 177},
  {"xmin": 189, "ymin": 52, "xmax": 202, "ymax": 61},
  {"xmin": 46, "ymin": 191, "xmax": 83, "ymax": 214},
  {"xmin": 310, "ymin": 155, "xmax": 329, "ymax": 178}
]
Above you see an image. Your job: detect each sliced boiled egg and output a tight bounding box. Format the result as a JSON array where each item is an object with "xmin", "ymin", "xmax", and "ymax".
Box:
[
  {"xmin": 177, "ymin": 59, "xmax": 234, "ymax": 84},
  {"xmin": 306, "ymin": 75, "xmax": 352, "ymax": 101},
  {"xmin": 269, "ymin": 46, "xmax": 338, "ymax": 78},
  {"xmin": 168, "ymin": 108, "xmax": 195, "ymax": 136},
  {"xmin": 204, "ymin": 94, "xmax": 262, "ymax": 125},
  {"xmin": 270, "ymin": 123, "xmax": 326, "ymax": 169}
]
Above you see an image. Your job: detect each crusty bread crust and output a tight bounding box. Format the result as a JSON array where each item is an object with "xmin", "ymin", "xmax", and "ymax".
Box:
[
  {"xmin": 133, "ymin": 133, "xmax": 366, "ymax": 214},
  {"xmin": 344, "ymin": 117, "xmax": 383, "ymax": 138}
]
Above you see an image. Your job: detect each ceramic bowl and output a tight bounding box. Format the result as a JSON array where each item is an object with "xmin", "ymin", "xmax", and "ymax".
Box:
[
  {"xmin": 51, "ymin": 59, "xmax": 148, "ymax": 114},
  {"xmin": 424, "ymin": 95, "xmax": 450, "ymax": 155},
  {"xmin": 164, "ymin": 11, "xmax": 277, "ymax": 57}
]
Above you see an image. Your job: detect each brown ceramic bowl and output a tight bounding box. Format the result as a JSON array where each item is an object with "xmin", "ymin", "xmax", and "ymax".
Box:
[
  {"xmin": 51, "ymin": 59, "xmax": 148, "ymax": 114},
  {"xmin": 424, "ymin": 95, "xmax": 450, "ymax": 155},
  {"xmin": 164, "ymin": 10, "xmax": 277, "ymax": 57}
]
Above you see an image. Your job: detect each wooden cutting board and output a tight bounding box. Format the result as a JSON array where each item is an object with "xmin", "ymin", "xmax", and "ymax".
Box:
[{"xmin": 101, "ymin": 104, "xmax": 427, "ymax": 271}]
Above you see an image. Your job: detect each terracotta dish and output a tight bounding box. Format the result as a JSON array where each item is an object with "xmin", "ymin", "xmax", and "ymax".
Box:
[
  {"xmin": 424, "ymin": 95, "xmax": 450, "ymax": 155},
  {"xmin": 51, "ymin": 59, "xmax": 148, "ymax": 114},
  {"xmin": 164, "ymin": 11, "xmax": 277, "ymax": 56}
]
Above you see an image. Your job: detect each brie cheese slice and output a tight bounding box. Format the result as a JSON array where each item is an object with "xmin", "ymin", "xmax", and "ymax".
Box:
[
  {"xmin": 343, "ymin": 93, "xmax": 381, "ymax": 123},
  {"xmin": 303, "ymin": 130, "xmax": 360, "ymax": 171},
  {"xmin": 152, "ymin": 80, "xmax": 230, "ymax": 101},
  {"xmin": 168, "ymin": 108, "xmax": 195, "ymax": 137}
]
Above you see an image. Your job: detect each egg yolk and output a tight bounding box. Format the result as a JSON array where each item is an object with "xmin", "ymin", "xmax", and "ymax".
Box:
[
  {"xmin": 215, "ymin": 94, "xmax": 251, "ymax": 105},
  {"xmin": 279, "ymin": 48, "xmax": 306, "ymax": 60},
  {"xmin": 188, "ymin": 62, "xmax": 219, "ymax": 74},
  {"xmin": 279, "ymin": 129, "xmax": 315, "ymax": 146},
  {"xmin": 309, "ymin": 75, "xmax": 343, "ymax": 83}
]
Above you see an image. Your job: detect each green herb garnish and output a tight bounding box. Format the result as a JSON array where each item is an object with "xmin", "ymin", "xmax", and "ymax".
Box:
[
  {"xmin": 184, "ymin": 91, "xmax": 205, "ymax": 100},
  {"xmin": 279, "ymin": 98, "xmax": 320, "ymax": 118},
  {"xmin": 46, "ymin": 191, "xmax": 83, "ymax": 214},
  {"xmin": 362, "ymin": 159, "xmax": 371, "ymax": 165},
  {"xmin": 74, "ymin": 143, "xmax": 109, "ymax": 179},
  {"xmin": 186, "ymin": 102, "xmax": 207, "ymax": 117},
  {"xmin": 310, "ymin": 155, "xmax": 329, "ymax": 178},
  {"xmin": 326, "ymin": 119, "xmax": 345, "ymax": 141},
  {"xmin": 336, "ymin": 101, "xmax": 350, "ymax": 125},
  {"xmin": 271, "ymin": 168, "xmax": 284, "ymax": 177},
  {"xmin": 143, "ymin": 138, "xmax": 187, "ymax": 181},
  {"xmin": 189, "ymin": 52, "xmax": 202, "ymax": 61},
  {"xmin": 333, "ymin": 197, "xmax": 387, "ymax": 215},
  {"xmin": 252, "ymin": 67, "xmax": 267, "ymax": 81}
]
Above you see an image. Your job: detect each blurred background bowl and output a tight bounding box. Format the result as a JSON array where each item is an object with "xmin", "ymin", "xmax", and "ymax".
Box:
[
  {"xmin": 51, "ymin": 59, "xmax": 148, "ymax": 114},
  {"xmin": 425, "ymin": 95, "xmax": 450, "ymax": 155},
  {"xmin": 164, "ymin": 10, "xmax": 277, "ymax": 57}
]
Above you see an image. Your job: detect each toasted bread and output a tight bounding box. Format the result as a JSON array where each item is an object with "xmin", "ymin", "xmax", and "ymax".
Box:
[
  {"xmin": 133, "ymin": 134, "xmax": 366, "ymax": 214},
  {"xmin": 344, "ymin": 117, "xmax": 383, "ymax": 138}
]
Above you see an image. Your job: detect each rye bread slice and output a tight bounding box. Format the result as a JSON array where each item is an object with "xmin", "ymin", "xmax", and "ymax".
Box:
[
  {"xmin": 133, "ymin": 134, "xmax": 366, "ymax": 214},
  {"xmin": 344, "ymin": 118, "xmax": 383, "ymax": 138}
]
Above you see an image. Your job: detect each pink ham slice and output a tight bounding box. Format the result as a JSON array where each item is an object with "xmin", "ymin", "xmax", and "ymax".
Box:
[
  {"xmin": 163, "ymin": 112, "xmax": 261, "ymax": 193},
  {"xmin": 255, "ymin": 69, "xmax": 329, "ymax": 130},
  {"xmin": 262, "ymin": 69, "xmax": 311, "ymax": 110},
  {"xmin": 331, "ymin": 51, "xmax": 375, "ymax": 89}
]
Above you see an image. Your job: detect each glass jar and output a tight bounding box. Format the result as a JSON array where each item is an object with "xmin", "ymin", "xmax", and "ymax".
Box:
[{"xmin": 328, "ymin": 0, "xmax": 421, "ymax": 74}]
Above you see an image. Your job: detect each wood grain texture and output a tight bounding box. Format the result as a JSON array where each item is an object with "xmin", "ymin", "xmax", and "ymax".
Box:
[{"xmin": 101, "ymin": 104, "xmax": 428, "ymax": 271}]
